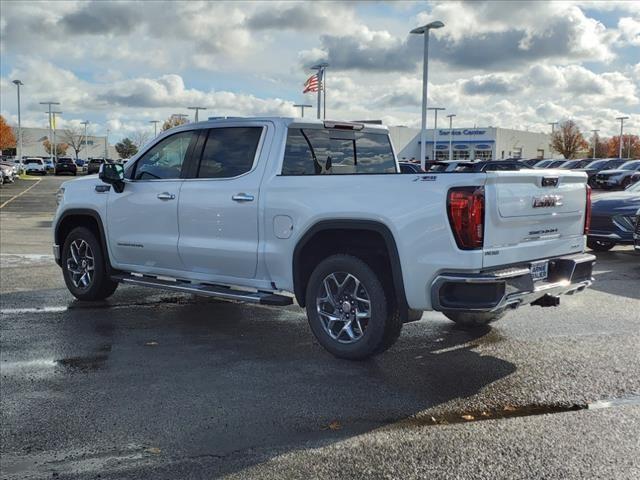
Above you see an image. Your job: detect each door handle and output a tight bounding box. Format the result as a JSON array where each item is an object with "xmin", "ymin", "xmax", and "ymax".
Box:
[
  {"xmin": 232, "ymin": 193, "xmax": 254, "ymax": 202},
  {"xmin": 157, "ymin": 192, "xmax": 176, "ymax": 201}
]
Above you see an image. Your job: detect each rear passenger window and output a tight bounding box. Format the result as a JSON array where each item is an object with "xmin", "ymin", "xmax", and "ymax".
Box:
[
  {"xmin": 281, "ymin": 128, "xmax": 396, "ymax": 175},
  {"xmin": 197, "ymin": 127, "xmax": 263, "ymax": 179}
]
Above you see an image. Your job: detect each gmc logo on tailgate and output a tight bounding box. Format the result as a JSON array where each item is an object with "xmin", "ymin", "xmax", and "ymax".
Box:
[{"xmin": 532, "ymin": 194, "xmax": 563, "ymax": 208}]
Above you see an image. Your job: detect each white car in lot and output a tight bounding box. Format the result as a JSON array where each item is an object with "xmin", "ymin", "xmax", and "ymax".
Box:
[
  {"xmin": 24, "ymin": 158, "xmax": 47, "ymax": 175},
  {"xmin": 52, "ymin": 117, "xmax": 595, "ymax": 359}
]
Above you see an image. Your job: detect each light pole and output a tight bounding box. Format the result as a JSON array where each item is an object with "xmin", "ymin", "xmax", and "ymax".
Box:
[
  {"xmin": 590, "ymin": 129, "xmax": 599, "ymax": 159},
  {"xmin": 427, "ymin": 107, "xmax": 445, "ymax": 162},
  {"xmin": 293, "ymin": 104, "xmax": 313, "ymax": 118},
  {"xmin": 310, "ymin": 63, "xmax": 329, "ymax": 120},
  {"xmin": 51, "ymin": 111, "xmax": 62, "ymax": 163},
  {"xmin": 39, "ymin": 101, "xmax": 60, "ymax": 161},
  {"xmin": 104, "ymin": 129, "xmax": 110, "ymax": 159},
  {"xmin": 548, "ymin": 121, "xmax": 558, "ymax": 133},
  {"xmin": 81, "ymin": 121, "xmax": 90, "ymax": 161},
  {"xmin": 411, "ymin": 20, "xmax": 445, "ymax": 171},
  {"xmin": 187, "ymin": 106, "xmax": 208, "ymax": 122},
  {"xmin": 12, "ymin": 80, "xmax": 23, "ymax": 169},
  {"xmin": 616, "ymin": 116, "xmax": 629, "ymax": 158},
  {"xmin": 149, "ymin": 120, "xmax": 159, "ymax": 137},
  {"xmin": 447, "ymin": 114, "xmax": 456, "ymax": 161}
]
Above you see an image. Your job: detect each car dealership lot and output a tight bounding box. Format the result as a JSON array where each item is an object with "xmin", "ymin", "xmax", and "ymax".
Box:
[{"xmin": 1, "ymin": 176, "xmax": 639, "ymax": 479}]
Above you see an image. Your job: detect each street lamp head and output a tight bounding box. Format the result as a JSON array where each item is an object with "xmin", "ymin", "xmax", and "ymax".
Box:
[
  {"xmin": 410, "ymin": 21, "xmax": 445, "ymax": 34},
  {"xmin": 311, "ymin": 62, "xmax": 329, "ymax": 70},
  {"xmin": 446, "ymin": 114, "xmax": 456, "ymax": 118},
  {"xmin": 12, "ymin": 79, "xmax": 23, "ymax": 86}
]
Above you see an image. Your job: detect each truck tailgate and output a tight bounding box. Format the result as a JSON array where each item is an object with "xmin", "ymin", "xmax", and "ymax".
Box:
[{"xmin": 483, "ymin": 169, "xmax": 588, "ymax": 268}]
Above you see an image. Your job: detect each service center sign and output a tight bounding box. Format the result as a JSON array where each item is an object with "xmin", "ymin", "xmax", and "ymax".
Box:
[{"xmin": 438, "ymin": 129, "xmax": 487, "ymax": 136}]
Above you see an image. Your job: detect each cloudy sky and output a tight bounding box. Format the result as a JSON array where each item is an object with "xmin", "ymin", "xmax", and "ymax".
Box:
[{"xmin": 1, "ymin": 0, "xmax": 638, "ymax": 142}]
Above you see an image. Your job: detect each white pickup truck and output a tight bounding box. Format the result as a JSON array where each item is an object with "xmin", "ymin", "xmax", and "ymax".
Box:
[{"xmin": 53, "ymin": 118, "xmax": 595, "ymax": 359}]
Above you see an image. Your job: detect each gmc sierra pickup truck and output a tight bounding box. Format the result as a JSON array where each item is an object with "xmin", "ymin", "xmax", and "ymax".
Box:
[{"xmin": 53, "ymin": 118, "xmax": 595, "ymax": 359}]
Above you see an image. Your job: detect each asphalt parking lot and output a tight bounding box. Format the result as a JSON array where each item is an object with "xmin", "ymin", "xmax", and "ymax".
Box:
[{"xmin": 1, "ymin": 176, "xmax": 639, "ymax": 479}]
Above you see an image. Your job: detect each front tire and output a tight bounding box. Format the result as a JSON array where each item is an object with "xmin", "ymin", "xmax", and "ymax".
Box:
[
  {"xmin": 305, "ymin": 254, "xmax": 402, "ymax": 360},
  {"xmin": 443, "ymin": 309, "xmax": 507, "ymax": 328},
  {"xmin": 587, "ymin": 239, "xmax": 615, "ymax": 251},
  {"xmin": 62, "ymin": 227, "xmax": 118, "ymax": 301}
]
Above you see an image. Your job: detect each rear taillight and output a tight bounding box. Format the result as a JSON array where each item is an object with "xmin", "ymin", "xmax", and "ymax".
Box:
[
  {"xmin": 447, "ymin": 187, "xmax": 485, "ymax": 250},
  {"xmin": 584, "ymin": 184, "xmax": 592, "ymax": 234}
]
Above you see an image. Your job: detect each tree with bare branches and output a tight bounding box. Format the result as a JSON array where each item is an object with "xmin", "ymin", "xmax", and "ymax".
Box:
[
  {"xmin": 550, "ymin": 120, "xmax": 589, "ymax": 159},
  {"xmin": 131, "ymin": 130, "xmax": 151, "ymax": 149},
  {"xmin": 61, "ymin": 127, "xmax": 85, "ymax": 160}
]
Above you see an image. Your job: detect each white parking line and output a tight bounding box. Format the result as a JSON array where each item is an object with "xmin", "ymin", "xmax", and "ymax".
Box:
[
  {"xmin": 0, "ymin": 306, "xmax": 68, "ymax": 315},
  {"xmin": 0, "ymin": 178, "xmax": 42, "ymax": 209}
]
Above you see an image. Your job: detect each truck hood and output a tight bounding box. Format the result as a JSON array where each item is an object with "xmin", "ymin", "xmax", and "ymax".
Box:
[{"xmin": 61, "ymin": 174, "xmax": 100, "ymax": 190}]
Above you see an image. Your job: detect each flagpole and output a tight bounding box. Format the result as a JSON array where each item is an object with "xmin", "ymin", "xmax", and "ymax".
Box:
[
  {"xmin": 311, "ymin": 63, "xmax": 328, "ymax": 120},
  {"xmin": 323, "ymin": 68, "xmax": 327, "ymax": 119}
]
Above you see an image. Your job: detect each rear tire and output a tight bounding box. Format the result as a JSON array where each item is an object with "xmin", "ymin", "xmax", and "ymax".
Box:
[
  {"xmin": 587, "ymin": 239, "xmax": 615, "ymax": 251},
  {"xmin": 443, "ymin": 309, "xmax": 507, "ymax": 328},
  {"xmin": 305, "ymin": 254, "xmax": 402, "ymax": 360},
  {"xmin": 62, "ymin": 227, "xmax": 118, "ymax": 301}
]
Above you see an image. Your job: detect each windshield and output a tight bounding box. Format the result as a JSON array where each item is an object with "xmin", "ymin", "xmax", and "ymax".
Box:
[
  {"xmin": 25, "ymin": 159, "xmax": 41, "ymax": 164},
  {"xmin": 585, "ymin": 160, "xmax": 607, "ymax": 169},
  {"xmin": 604, "ymin": 160, "xmax": 625, "ymax": 169},
  {"xmin": 620, "ymin": 160, "xmax": 640, "ymax": 170}
]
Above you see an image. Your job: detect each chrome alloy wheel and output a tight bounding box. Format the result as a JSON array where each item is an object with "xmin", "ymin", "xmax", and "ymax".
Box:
[
  {"xmin": 316, "ymin": 272, "xmax": 371, "ymax": 344},
  {"xmin": 66, "ymin": 239, "xmax": 95, "ymax": 289}
]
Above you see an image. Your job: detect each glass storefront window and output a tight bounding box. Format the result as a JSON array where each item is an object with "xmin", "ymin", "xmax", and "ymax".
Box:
[
  {"xmin": 453, "ymin": 150, "xmax": 470, "ymax": 160},
  {"xmin": 435, "ymin": 150, "xmax": 450, "ymax": 161},
  {"xmin": 475, "ymin": 150, "xmax": 493, "ymax": 161}
]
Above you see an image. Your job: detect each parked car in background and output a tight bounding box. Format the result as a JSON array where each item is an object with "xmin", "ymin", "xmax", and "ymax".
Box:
[
  {"xmin": 594, "ymin": 160, "xmax": 640, "ymax": 190},
  {"xmin": 560, "ymin": 159, "xmax": 593, "ymax": 170},
  {"xmin": 1, "ymin": 160, "xmax": 20, "ymax": 178},
  {"xmin": 399, "ymin": 162, "xmax": 422, "ymax": 173},
  {"xmin": 578, "ymin": 158, "xmax": 627, "ymax": 187},
  {"xmin": 587, "ymin": 181, "xmax": 640, "ymax": 251},
  {"xmin": 634, "ymin": 208, "xmax": 640, "ymax": 253},
  {"xmin": 538, "ymin": 159, "xmax": 567, "ymax": 169},
  {"xmin": 43, "ymin": 158, "xmax": 55, "ymax": 172},
  {"xmin": 426, "ymin": 161, "xmax": 468, "ymax": 172},
  {"xmin": 75, "ymin": 159, "xmax": 86, "ymax": 167},
  {"xmin": 520, "ymin": 158, "xmax": 543, "ymax": 167},
  {"xmin": 0, "ymin": 163, "xmax": 16, "ymax": 184},
  {"xmin": 24, "ymin": 158, "xmax": 46, "ymax": 175},
  {"xmin": 87, "ymin": 158, "xmax": 106, "ymax": 174},
  {"xmin": 55, "ymin": 157, "xmax": 78, "ymax": 176}
]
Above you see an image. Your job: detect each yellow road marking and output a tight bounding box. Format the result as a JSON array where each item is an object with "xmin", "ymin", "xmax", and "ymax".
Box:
[{"xmin": 0, "ymin": 178, "xmax": 42, "ymax": 209}]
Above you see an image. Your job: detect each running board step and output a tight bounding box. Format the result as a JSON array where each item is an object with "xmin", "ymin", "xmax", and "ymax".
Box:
[{"xmin": 112, "ymin": 274, "xmax": 293, "ymax": 306}]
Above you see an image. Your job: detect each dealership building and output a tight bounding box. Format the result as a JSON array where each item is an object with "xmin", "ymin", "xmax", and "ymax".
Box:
[{"xmin": 389, "ymin": 126, "xmax": 551, "ymax": 162}]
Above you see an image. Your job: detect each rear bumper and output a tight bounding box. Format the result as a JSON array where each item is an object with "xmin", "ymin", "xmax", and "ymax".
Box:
[{"xmin": 431, "ymin": 253, "xmax": 595, "ymax": 313}]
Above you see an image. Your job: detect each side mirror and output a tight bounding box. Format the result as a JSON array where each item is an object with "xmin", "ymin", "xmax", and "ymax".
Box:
[{"xmin": 99, "ymin": 163, "xmax": 125, "ymax": 193}]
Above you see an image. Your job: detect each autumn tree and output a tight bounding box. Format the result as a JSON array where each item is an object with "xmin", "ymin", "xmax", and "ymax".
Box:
[
  {"xmin": 43, "ymin": 140, "xmax": 69, "ymax": 157},
  {"xmin": 0, "ymin": 115, "xmax": 16, "ymax": 154},
  {"xmin": 550, "ymin": 120, "xmax": 589, "ymax": 159},
  {"xmin": 62, "ymin": 127, "xmax": 85, "ymax": 160},
  {"xmin": 162, "ymin": 114, "xmax": 189, "ymax": 131},
  {"xmin": 115, "ymin": 138, "xmax": 138, "ymax": 159},
  {"xmin": 606, "ymin": 134, "xmax": 640, "ymax": 159}
]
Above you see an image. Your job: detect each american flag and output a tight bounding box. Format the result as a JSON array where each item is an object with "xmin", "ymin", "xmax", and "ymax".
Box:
[{"xmin": 303, "ymin": 73, "xmax": 321, "ymax": 93}]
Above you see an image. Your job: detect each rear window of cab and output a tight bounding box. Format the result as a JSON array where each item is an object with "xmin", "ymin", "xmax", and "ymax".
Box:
[{"xmin": 281, "ymin": 128, "xmax": 397, "ymax": 175}]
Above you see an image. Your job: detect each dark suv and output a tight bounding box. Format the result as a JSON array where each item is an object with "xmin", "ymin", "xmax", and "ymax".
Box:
[
  {"xmin": 55, "ymin": 157, "xmax": 78, "ymax": 176},
  {"xmin": 87, "ymin": 158, "xmax": 106, "ymax": 175}
]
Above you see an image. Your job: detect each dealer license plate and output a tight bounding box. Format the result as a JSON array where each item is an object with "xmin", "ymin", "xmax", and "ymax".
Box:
[{"xmin": 530, "ymin": 260, "xmax": 549, "ymax": 282}]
